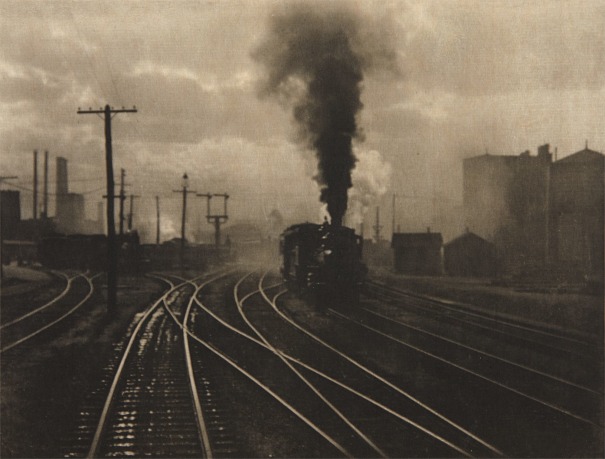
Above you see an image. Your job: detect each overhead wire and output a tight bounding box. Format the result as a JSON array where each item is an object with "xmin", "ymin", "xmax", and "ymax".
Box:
[{"xmin": 2, "ymin": 182, "xmax": 106, "ymax": 196}]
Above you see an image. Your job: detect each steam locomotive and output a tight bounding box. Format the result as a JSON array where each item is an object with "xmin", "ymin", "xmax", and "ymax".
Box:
[{"xmin": 279, "ymin": 222, "xmax": 366, "ymax": 307}]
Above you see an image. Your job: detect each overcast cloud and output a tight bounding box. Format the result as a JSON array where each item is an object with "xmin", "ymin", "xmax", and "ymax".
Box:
[{"xmin": 1, "ymin": 0, "xmax": 603, "ymax": 241}]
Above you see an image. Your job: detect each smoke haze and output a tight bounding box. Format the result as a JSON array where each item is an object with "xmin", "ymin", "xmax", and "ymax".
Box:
[{"xmin": 253, "ymin": 3, "xmax": 398, "ymax": 226}]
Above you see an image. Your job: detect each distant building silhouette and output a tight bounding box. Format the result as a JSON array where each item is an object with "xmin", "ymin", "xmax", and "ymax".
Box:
[
  {"xmin": 463, "ymin": 144, "xmax": 603, "ymax": 278},
  {"xmin": 55, "ymin": 157, "xmax": 85, "ymax": 234},
  {"xmin": 392, "ymin": 230, "xmax": 442, "ymax": 275},
  {"xmin": 1, "ymin": 190, "xmax": 21, "ymax": 240},
  {"xmin": 548, "ymin": 147, "xmax": 604, "ymax": 275},
  {"xmin": 444, "ymin": 231, "xmax": 497, "ymax": 277}
]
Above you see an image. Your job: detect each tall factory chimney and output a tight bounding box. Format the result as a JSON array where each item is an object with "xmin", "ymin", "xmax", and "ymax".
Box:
[
  {"xmin": 43, "ymin": 150, "xmax": 49, "ymax": 219},
  {"xmin": 33, "ymin": 150, "xmax": 38, "ymax": 220},
  {"xmin": 56, "ymin": 157, "xmax": 69, "ymax": 223}
]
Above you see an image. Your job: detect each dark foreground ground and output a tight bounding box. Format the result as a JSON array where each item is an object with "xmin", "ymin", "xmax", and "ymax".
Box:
[
  {"xmin": 1, "ymin": 266, "xmax": 603, "ymax": 457},
  {"xmin": 1, "ymin": 273, "xmax": 161, "ymax": 458}
]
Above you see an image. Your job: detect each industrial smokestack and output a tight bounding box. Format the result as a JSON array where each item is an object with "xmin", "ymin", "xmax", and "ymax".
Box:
[
  {"xmin": 43, "ymin": 150, "xmax": 48, "ymax": 219},
  {"xmin": 33, "ymin": 150, "xmax": 38, "ymax": 220},
  {"xmin": 254, "ymin": 4, "xmax": 397, "ymax": 227},
  {"xmin": 56, "ymin": 157, "xmax": 68, "ymax": 224}
]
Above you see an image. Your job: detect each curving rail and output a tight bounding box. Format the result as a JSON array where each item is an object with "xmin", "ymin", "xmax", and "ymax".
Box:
[
  {"xmin": 185, "ymin": 270, "xmax": 495, "ymax": 457},
  {"xmin": 259, "ymin": 273, "xmax": 505, "ymax": 457},
  {"xmin": 86, "ymin": 272, "xmax": 211, "ymax": 458},
  {"xmin": 1, "ymin": 272, "xmax": 101, "ymax": 353}
]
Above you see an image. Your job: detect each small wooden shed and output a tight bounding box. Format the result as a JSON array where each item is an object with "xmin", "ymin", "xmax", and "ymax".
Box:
[
  {"xmin": 391, "ymin": 231, "xmax": 443, "ymax": 275},
  {"xmin": 443, "ymin": 231, "xmax": 497, "ymax": 277}
]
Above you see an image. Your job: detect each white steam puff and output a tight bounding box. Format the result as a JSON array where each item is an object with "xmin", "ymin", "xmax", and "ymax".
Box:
[{"xmin": 346, "ymin": 149, "xmax": 392, "ymax": 228}]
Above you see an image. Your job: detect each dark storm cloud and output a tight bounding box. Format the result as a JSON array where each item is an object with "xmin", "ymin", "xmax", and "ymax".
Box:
[{"xmin": 253, "ymin": 2, "xmax": 398, "ymax": 226}]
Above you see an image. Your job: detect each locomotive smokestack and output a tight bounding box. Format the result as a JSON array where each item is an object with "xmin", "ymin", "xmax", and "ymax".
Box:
[{"xmin": 254, "ymin": 5, "xmax": 397, "ymax": 228}]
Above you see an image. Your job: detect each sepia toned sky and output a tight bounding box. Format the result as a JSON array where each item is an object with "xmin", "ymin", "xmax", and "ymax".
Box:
[{"xmin": 1, "ymin": 0, "xmax": 604, "ymax": 241}]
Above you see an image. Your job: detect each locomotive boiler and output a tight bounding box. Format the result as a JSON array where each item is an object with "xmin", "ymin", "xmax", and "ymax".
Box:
[{"xmin": 279, "ymin": 222, "xmax": 366, "ymax": 307}]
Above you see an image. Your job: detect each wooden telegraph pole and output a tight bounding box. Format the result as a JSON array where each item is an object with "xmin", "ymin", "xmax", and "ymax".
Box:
[
  {"xmin": 127, "ymin": 194, "xmax": 140, "ymax": 231},
  {"xmin": 173, "ymin": 173, "xmax": 196, "ymax": 269},
  {"xmin": 155, "ymin": 196, "xmax": 160, "ymax": 246},
  {"xmin": 77, "ymin": 105, "xmax": 137, "ymax": 315}
]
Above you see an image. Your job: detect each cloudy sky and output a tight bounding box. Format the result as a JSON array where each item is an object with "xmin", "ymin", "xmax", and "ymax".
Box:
[{"xmin": 1, "ymin": 0, "xmax": 604, "ymax": 242}]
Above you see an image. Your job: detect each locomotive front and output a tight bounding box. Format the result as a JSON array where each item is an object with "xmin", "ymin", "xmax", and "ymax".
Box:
[{"xmin": 280, "ymin": 222, "xmax": 366, "ymax": 307}]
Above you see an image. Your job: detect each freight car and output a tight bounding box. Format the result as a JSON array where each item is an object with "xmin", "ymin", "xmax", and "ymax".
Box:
[
  {"xmin": 279, "ymin": 222, "xmax": 366, "ymax": 307},
  {"xmin": 38, "ymin": 232, "xmax": 141, "ymax": 272}
]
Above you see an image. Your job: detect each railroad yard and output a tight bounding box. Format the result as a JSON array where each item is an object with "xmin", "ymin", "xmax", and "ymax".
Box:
[{"xmin": 1, "ymin": 264, "xmax": 602, "ymax": 458}]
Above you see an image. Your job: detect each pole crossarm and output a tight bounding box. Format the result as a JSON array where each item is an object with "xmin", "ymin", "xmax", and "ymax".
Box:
[
  {"xmin": 197, "ymin": 192, "xmax": 229, "ymax": 246},
  {"xmin": 77, "ymin": 106, "xmax": 137, "ymax": 114}
]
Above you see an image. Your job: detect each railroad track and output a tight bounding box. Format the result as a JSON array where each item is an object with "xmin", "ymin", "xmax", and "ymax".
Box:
[
  {"xmin": 362, "ymin": 281, "xmax": 603, "ymax": 416},
  {"xmin": 64, "ymin": 270, "xmax": 244, "ymax": 458},
  {"xmin": 287, "ymin": 280, "xmax": 601, "ymax": 457},
  {"xmin": 64, "ymin": 274, "xmax": 213, "ymax": 458},
  {"xmin": 253, "ymin": 271, "xmax": 504, "ymax": 457},
  {"xmin": 364, "ymin": 280, "xmax": 601, "ymax": 359},
  {"xmin": 0, "ymin": 272, "xmax": 100, "ymax": 353},
  {"xmin": 186, "ymin": 271, "xmax": 358, "ymax": 457},
  {"xmin": 60, "ymin": 268, "xmax": 601, "ymax": 457},
  {"xmin": 182, "ymin": 269, "xmax": 502, "ymax": 457}
]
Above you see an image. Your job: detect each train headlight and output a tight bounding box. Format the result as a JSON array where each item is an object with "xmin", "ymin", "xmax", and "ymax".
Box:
[{"xmin": 316, "ymin": 249, "xmax": 332, "ymax": 263}]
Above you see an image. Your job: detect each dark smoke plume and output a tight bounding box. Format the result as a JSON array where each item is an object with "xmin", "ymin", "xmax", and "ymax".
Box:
[{"xmin": 253, "ymin": 4, "xmax": 397, "ymax": 227}]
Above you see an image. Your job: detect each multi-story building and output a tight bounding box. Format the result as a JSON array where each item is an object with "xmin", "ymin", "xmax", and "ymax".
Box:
[
  {"xmin": 463, "ymin": 143, "xmax": 603, "ymax": 277},
  {"xmin": 463, "ymin": 145, "xmax": 551, "ymax": 273},
  {"xmin": 548, "ymin": 146, "xmax": 604, "ymax": 275}
]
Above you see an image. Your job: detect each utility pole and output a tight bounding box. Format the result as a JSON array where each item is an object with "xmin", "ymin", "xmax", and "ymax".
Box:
[
  {"xmin": 373, "ymin": 206, "xmax": 382, "ymax": 243},
  {"xmin": 197, "ymin": 192, "xmax": 229, "ymax": 247},
  {"xmin": 33, "ymin": 150, "xmax": 38, "ymax": 220},
  {"xmin": 43, "ymin": 150, "xmax": 49, "ymax": 219},
  {"xmin": 155, "ymin": 196, "xmax": 160, "ymax": 246},
  {"xmin": 392, "ymin": 194, "xmax": 396, "ymax": 240},
  {"xmin": 127, "ymin": 194, "xmax": 140, "ymax": 231},
  {"xmin": 77, "ymin": 104, "xmax": 137, "ymax": 315},
  {"xmin": 173, "ymin": 173, "xmax": 196, "ymax": 269},
  {"xmin": 119, "ymin": 168, "xmax": 126, "ymax": 236}
]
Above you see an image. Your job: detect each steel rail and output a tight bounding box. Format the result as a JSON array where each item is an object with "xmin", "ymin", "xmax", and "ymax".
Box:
[
  {"xmin": 161, "ymin": 269, "xmax": 236, "ymax": 459},
  {"xmin": 0, "ymin": 273, "xmax": 102, "ymax": 354},
  {"xmin": 188, "ymin": 272, "xmax": 478, "ymax": 457},
  {"xmin": 179, "ymin": 271, "xmax": 353, "ymax": 458},
  {"xmin": 366, "ymin": 281, "xmax": 599, "ymax": 350},
  {"xmin": 332, "ymin": 309, "xmax": 601, "ymax": 428},
  {"xmin": 266, "ymin": 290, "xmax": 479, "ymax": 458},
  {"xmin": 86, "ymin": 274, "xmax": 193, "ymax": 459},
  {"xmin": 235, "ymin": 272, "xmax": 389, "ymax": 458},
  {"xmin": 1, "ymin": 272, "xmax": 72, "ymax": 330},
  {"xmin": 361, "ymin": 306, "xmax": 602, "ymax": 395},
  {"xmin": 265, "ymin": 286, "xmax": 505, "ymax": 457},
  {"xmin": 146, "ymin": 272, "xmax": 177, "ymax": 289}
]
